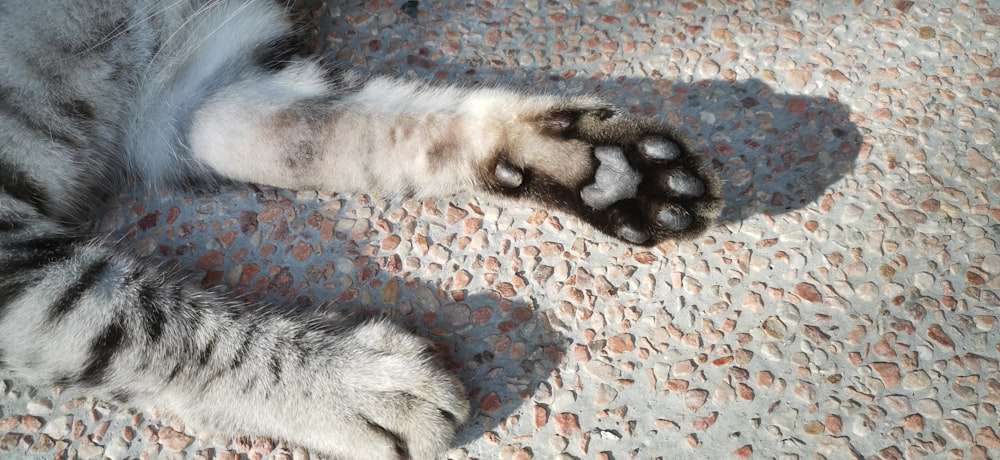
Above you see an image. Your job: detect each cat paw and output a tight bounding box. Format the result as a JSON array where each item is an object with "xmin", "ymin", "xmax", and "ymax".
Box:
[
  {"xmin": 483, "ymin": 103, "xmax": 723, "ymax": 246},
  {"xmin": 308, "ymin": 320, "xmax": 470, "ymax": 459}
]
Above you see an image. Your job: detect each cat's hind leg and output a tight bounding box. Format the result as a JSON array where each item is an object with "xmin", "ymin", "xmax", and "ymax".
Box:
[{"xmin": 188, "ymin": 71, "xmax": 722, "ymax": 246}]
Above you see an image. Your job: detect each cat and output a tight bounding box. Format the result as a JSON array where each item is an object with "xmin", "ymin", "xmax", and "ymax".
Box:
[{"xmin": 0, "ymin": 0, "xmax": 723, "ymax": 458}]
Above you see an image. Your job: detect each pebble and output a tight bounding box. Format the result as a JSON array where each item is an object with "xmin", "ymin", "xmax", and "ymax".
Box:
[
  {"xmin": 942, "ymin": 419, "xmax": 973, "ymax": 445},
  {"xmin": 917, "ymin": 399, "xmax": 943, "ymax": 419},
  {"xmin": 26, "ymin": 399, "xmax": 52, "ymax": 416},
  {"xmin": 761, "ymin": 316, "xmax": 787, "ymax": 339},
  {"xmin": 77, "ymin": 441, "xmax": 105, "ymax": 460},
  {"xmin": 882, "ymin": 395, "xmax": 911, "ymax": 413},
  {"xmin": 870, "ymin": 362, "xmax": 901, "ymax": 388},
  {"xmin": 548, "ymin": 435, "xmax": 568, "ymax": 452},
  {"xmin": 157, "ymin": 427, "xmax": 194, "ymax": 452},
  {"xmin": 594, "ymin": 384, "xmax": 618, "ymax": 406},
  {"xmin": 902, "ymin": 370, "xmax": 932, "ymax": 390},
  {"xmin": 552, "ymin": 413, "xmax": 580, "ymax": 437},
  {"xmin": 761, "ymin": 343, "xmax": 784, "ymax": 361},
  {"xmin": 42, "ymin": 416, "xmax": 72, "ymax": 439},
  {"xmin": 684, "ymin": 389, "xmax": 709, "ymax": 412},
  {"xmin": 712, "ymin": 382, "xmax": 736, "ymax": 406},
  {"xmin": 903, "ymin": 414, "xmax": 925, "ymax": 432}
]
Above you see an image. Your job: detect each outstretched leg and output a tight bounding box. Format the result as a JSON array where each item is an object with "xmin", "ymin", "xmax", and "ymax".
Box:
[{"xmin": 189, "ymin": 68, "xmax": 723, "ymax": 246}]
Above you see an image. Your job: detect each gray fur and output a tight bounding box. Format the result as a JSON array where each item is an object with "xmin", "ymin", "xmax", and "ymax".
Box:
[{"xmin": 0, "ymin": 0, "xmax": 723, "ymax": 458}]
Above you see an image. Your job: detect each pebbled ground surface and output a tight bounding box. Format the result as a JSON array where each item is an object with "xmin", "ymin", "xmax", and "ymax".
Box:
[{"xmin": 1, "ymin": 0, "xmax": 998, "ymax": 459}]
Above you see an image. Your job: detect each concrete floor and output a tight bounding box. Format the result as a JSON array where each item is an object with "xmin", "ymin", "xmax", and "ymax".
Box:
[{"xmin": 1, "ymin": 0, "xmax": 998, "ymax": 458}]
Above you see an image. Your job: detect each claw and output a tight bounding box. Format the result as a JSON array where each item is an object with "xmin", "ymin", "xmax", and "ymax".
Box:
[
  {"xmin": 494, "ymin": 159, "xmax": 523, "ymax": 188},
  {"xmin": 640, "ymin": 137, "xmax": 681, "ymax": 161}
]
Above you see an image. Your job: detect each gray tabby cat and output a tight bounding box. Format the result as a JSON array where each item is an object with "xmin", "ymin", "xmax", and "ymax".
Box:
[{"xmin": 0, "ymin": 0, "xmax": 722, "ymax": 458}]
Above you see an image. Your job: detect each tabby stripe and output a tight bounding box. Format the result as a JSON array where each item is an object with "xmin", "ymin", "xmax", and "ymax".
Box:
[
  {"xmin": 48, "ymin": 257, "xmax": 111, "ymax": 322},
  {"xmin": 0, "ymin": 278, "xmax": 32, "ymax": 320},
  {"xmin": 0, "ymin": 277, "xmax": 27, "ymax": 305},
  {"xmin": 136, "ymin": 282, "xmax": 166, "ymax": 343},
  {"xmin": 109, "ymin": 389, "xmax": 134, "ymax": 405},
  {"xmin": 269, "ymin": 352, "xmax": 282, "ymax": 384},
  {"xmin": 0, "ymin": 157, "xmax": 51, "ymax": 215},
  {"xmin": 0, "ymin": 218, "xmax": 27, "ymax": 232},
  {"xmin": 198, "ymin": 334, "xmax": 218, "ymax": 366},
  {"xmin": 78, "ymin": 321, "xmax": 128, "ymax": 386},
  {"xmin": 165, "ymin": 361, "xmax": 185, "ymax": 384},
  {"xmin": 253, "ymin": 33, "xmax": 310, "ymax": 73},
  {"xmin": 56, "ymin": 99, "xmax": 96, "ymax": 123},
  {"xmin": 0, "ymin": 92, "xmax": 83, "ymax": 149},
  {"xmin": 230, "ymin": 323, "xmax": 257, "ymax": 370},
  {"xmin": 5, "ymin": 234, "xmax": 80, "ymax": 257}
]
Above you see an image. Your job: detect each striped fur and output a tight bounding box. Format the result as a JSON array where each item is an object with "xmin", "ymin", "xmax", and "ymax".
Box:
[{"xmin": 0, "ymin": 0, "xmax": 722, "ymax": 458}]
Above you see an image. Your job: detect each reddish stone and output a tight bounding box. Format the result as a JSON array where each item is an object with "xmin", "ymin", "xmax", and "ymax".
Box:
[
  {"xmin": 666, "ymin": 379, "xmax": 689, "ymax": 393},
  {"xmin": 606, "ymin": 334, "xmax": 635, "ymax": 354},
  {"xmin": 196, "ymin": 250, "xmax": 224, "ymax": 269},
  {"xmin": 871, "ymin": 362, "xmax": 901, "ymax": 388},
  {"xmin": 825, "ymin": 414, "xmax": 842, "ymax": 435},
  {"xmin": 137, "ymin": 210, "xmax": 161, "ymax": 231},
  {"xmin": 166, "ymin": 205, "xmax": 181, "ymax": 225},
  {"xmin": 480, "ymin": 392, "xmax": 502, "ymax": 413},
  {"xmin": 292, "ymin": 242, "xmax": 314, "ymax": 262},
  {"xmin": 794, "ymin": 283, "xmax": 822, "ymax": 302},
  {"xmin": 157, "ymin": 427, "xmax": 193, "ymax": 452},
  {"xmin": 471, "ymin": 307, "xmax": 492, "ymax": 325},
  {"xmin": 684, "ymin": 389, "xmax": 708, "ymax": 412},
  {"xmin": 691, "ymin": 412, "xmax": 718, "ymax": 431},
  {"xmin": 903, "ymin": 414, "xmax": 924, "ymax": 432},
  {"xmin": 975, "ymin": 427, "xmax": 1000, "ymax": 448},
  {"xmin": 553, "ymin": 413, "xmax": 581, "ymax": 436},
  {"xmin": 533, "ymin": 405, "xmax": 548, "ymax": 429},
  {"xmin": 927, "ymin": 324, "xmax": 956, "ymax": 351},
  {"xmin": 737, "ymin": 383, "xmax": 755, "ymax": 401}
]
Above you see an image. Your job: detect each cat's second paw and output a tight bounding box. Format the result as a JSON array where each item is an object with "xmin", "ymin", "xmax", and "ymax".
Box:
[
  {"xmin": 482, "ymin": 102, "xmax": 723, "ymax": 246},
  {"xmin": 277, "ymin": 319, "xmax": 469, "ymax": 460},
  {"xmin": 335, "ymin": 320, "xmax": 470, "ymax": 459}
]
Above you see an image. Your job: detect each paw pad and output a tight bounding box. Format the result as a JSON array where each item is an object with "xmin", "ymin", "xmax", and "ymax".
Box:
[
  {"xmin": 580, "ymin": 146, "xmax": 641, "ymax": 210},
  {"xmin": 657, "ymin": 204, "xmax": 693, "ymax": 231},
  {"xmin": 494, "ymin": 159, "xmax": 524, "ymax": 188},
  {"xmin": 640, "ymin": 137, "xmax": 681, "ymax": 161},
  {"xmin": 616, "ymin": 222, "xmax": 650, "ymax": 245},
  {"xmin": 666, "ymin": 172, "xmax": 706, "ymax": 197}
]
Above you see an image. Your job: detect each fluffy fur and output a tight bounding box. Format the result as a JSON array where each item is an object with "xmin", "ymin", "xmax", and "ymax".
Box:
[{"xmin": 0, "ymin": 1, "xmax": 722, "ymax": 458}]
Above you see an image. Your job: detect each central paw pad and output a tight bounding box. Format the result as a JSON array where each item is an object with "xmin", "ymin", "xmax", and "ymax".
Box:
[{"xmin": 580, "ymin": 146, "xmax": 642, "ymax": 210}]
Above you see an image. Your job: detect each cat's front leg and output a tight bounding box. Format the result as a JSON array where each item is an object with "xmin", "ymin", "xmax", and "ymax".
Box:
[{"xmin": 0, "ymin": 233, "xmax": 467, "ymax": 460}]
